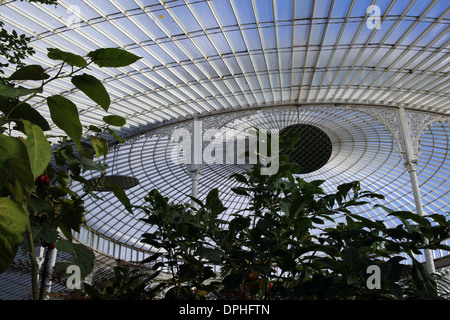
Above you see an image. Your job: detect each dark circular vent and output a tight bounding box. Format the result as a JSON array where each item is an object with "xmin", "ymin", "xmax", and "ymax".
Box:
[
  {"xmin": 280, "ymin": 124, "xmax": 332, "ymax": 174},
  {"xmin": 89, "ymin": 175, "xmax": 139, "ymax": 191}
]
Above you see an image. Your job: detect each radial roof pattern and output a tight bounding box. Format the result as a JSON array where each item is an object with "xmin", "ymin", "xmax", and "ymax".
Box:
[{"xmin": 1, "ymin": 0, "xmax": 449, "ymax": 262}]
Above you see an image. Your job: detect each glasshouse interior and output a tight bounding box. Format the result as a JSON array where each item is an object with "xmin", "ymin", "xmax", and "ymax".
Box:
[{"xmin": 0, "ymin": 0, "xmax": 449, "ymax": 301}]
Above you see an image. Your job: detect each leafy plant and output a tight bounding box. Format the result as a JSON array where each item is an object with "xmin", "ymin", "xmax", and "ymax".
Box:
[
  {"xmin": 133, "ymin": 133, "xmax": 450, "ymax": 300},
  {"xmin": 135, "ymin": 189, "xmax": 219, "ymax": 299},
  {"xmin": 83, "ymin": 265, "xmax": 166, "ymax": 300},
  {"xmin": 0, "ymin": 7, "xmax": 141, "ymax": 298}
]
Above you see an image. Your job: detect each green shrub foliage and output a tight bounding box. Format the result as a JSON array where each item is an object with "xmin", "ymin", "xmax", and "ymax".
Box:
[
  {"xmin": 0, "ymin": 3, "xmax": 140, "ymax": 298},
  {"xmin": 134, "ymin": 134, "xmax": 450, "ymax": 300}
]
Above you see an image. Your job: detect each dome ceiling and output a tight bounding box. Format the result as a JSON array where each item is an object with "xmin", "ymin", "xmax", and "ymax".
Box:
[{"xmin": 1, "ymin": 0, "xmax": 449, "ymax": 262}]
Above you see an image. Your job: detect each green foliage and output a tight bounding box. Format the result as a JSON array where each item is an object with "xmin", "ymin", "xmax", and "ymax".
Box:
[
  {"xmin": 83, "ymin": 265, "xmax": 165, "ymax": 300},
  {"xmin": 23, "ymin": 120, "xmax": 51, "ymax": 180},
  {"xmin": 131, "ymin": 134, "xmax": 449, "ymax": 301},
  {"xmin": 0, "ymin": 21, "xmax": 34, "ymax": 73},
  {"xmin": 0, "ymin": 198, "xmax": 27, "ymax": 274},
  {"xmin": 71, "ymin": 74, "xmax": 110, "ymax": 111},
  {"xmin": 56, "ymin": 239, "xmax": 95, "ymax": 280},
  {"xmin": 47, "ymin": 95, "xmax": 83, "ymax": 147},
  {"xmin": 47, "ymin": 48, "xmax": 87, "ymax": 68},
  {"xmin": 0, "ymin": 39, "xmax": 141, "ymax": 299},
  {"xmin": 87, "ymin": 48, "xmax": 142, "ymax": 68},
  {"xmin": 136, "ymin": 189, "xmax": 218, "ymax": 299}
]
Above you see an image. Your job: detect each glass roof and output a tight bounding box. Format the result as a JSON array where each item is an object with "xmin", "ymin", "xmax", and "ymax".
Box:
[{"xmin": 1, "ymin": 0, "xmax": 449, "ymax": 263}]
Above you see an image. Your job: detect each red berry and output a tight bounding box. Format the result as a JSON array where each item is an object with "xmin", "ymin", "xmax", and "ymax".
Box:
[
  {"xmin": 38, "ymin": 174, "xmax": 46, "ymax": 183},
  {"xmin": 268, "ymin": 283, "xmax": 273, "ymax": 290},
  {"xmin": 48, "ymin": 242, "xmax": 55, "ymax": 250},
  {"xmin": 44, "ymin": 177, "xmax": 50, "ymax": 185}
]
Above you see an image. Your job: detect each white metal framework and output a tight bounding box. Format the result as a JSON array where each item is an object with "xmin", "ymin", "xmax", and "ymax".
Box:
[{"xmin": 1, "ymin": 0, "xmax": 449, "ymax": 272}]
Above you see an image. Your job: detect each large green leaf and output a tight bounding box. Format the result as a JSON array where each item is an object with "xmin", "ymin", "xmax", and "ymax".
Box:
[
  {"xmin": 205, "ymin": 188, "xmax": 226, "ymax": 214},
  {"xmin": 220, "ymin": 274, "xmax": 244, "ymax": 293},
  {"xmin": 9, "ymin": 103, "xmax": 51, "ymax": 131},
  {"xmin": 197, "ymin": 247, "xmax": 227, "ymax": 264},
  {"xmin": 0, "ymin": 83, "xmax": 43, "ymax": 98},
  {"xmin": 87, "ymin": 48, "xmax": 141, "ymax": 67},
  {"xmin": 0, "ymin": 134, "xmax": 22, "ymax": 162},
  {"xmin": 0, "ymin": 159, "xmax": 10, "ymax": 190},
  {"xmin": 80, "ymin": 157, "xmax": 107, "ymax": 172},
  {"xmin": 47, "ymin": 48, "xmax": 87, "ymax": 67},
  {"xmin": 23, "ymin": 120, "xmax": 51, "ymax": 180},
  {"xmin": 47, "ymin": 95, "xmax": 82, "ymax": 147},
  {"xmin": 8, "ymin": 65, "xmax": 50, "ymax": 81},
  {"xmin": 9, "ymin": 138, "xmax": 36, "ymax": 201},
  {"xmin": 103, "ymin": 115, "xmax": 126, "ymax": 127},
  {"xmin": 106, "ymin": 183, "xmax": 133, "ymax": 214},
  {"xmin": 55, "ymin": 239, "xmax": 95, "ymax": 279},
  {"xmin": 389, "ymin": 211, "xmax": 431, "ymax": 228},
  {"xmin": 0, "ymin": 198, "xmax": 28, "ymax": 274},
  {"xmin": 90, "ymin": 136, "xmax": 109, "ymax": 159},
  {"xmin": 71, "ymin": 74, "xmax": 110, "ymax": 111}
]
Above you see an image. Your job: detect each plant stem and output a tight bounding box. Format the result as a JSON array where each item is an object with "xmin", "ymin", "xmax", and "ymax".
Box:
[{"xmin": 25, "ymin": 216, "xmax": 39, "ymax": 300}]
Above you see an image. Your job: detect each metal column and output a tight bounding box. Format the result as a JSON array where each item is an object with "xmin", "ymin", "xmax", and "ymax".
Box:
[
  {"xmin": 398, "ymin": 107, "xmax": 436, "ymax": 274},
  {"xmin": 190, "ymin": 118, "xmax": 202, "ymax": 209}
]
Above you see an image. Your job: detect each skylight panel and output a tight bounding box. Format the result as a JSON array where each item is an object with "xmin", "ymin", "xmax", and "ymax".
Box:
[{"xmin": 231, "ymin": 0, "xmax": 256, "ymax": 25}]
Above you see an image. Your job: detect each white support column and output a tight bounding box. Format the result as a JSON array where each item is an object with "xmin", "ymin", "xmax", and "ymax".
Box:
[
  {"xmin": 398, "ymin": 107, "xmax": 436, "ymax": 274},
  {"xmin": 36, "ymin": 246, "xmax": 45, "ymax": 283},
  {"xmin": 190, "ymin": 118, "xmax": 202, "ymax": 209},
  {"xmin": 44, "ymin": 248, "xmax": 58, "ymax": 300}
]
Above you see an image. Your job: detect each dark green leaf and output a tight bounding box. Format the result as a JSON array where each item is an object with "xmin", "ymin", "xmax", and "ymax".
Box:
[
  {"xmin": 9, "ymin": 138, "xmax": 36, "ymax": 201},
  {"xmin": 23, "ymin": 120, "xmax": 51, "ymax": 180},
  {"xmin": 83, "ymin": 283, "xmax": 102, "ymax": 299},
  {"xmin": 105, "ymin": 183, "xmax": 132, "ymax": 214},
  {"xmin": 205, "ymin": 188, "xmax": 226, "ymax": 214},
  {"xmin": 71, "ymin": 74, "xmax": 110, "ymax": 111},
  {"xmin": 342, "ymin": 246, "xmax": 359, "ymax": 269},
  {"xmin": 197, "ymin": 247, "xmax": 226, "ymax": 264},
  {"xmin": 0, "ymin": 134, "xmax": 22, "ymax": 162},
  {"xmin": 90, "ymin": 136, "xmax": 109, "ymax": 159},
  {"xmin": 8, "ymin": 65, "xmax": 50, "ymax": 81},
  {"xmin": 47, "ymin": 95, "xmax": 82, "ymax": 147},
  {"xmin": 221, "ymin": 274, "xmax": 244, "ymax": 293},
  {"xmin": 0, "ymin": 198, "xmax": 28, "ymax": 274},
  {"xmin": 428, "ymin": 214, "xmax": 448, "ymax": 226},
  {"xmin": 231, "ymin": 187, "xmax": 249, "ymax": 196},
  {"xmin": 87, "ymin": 48, "xmax": 141, "ymax": 67},
  {"xmin": 80, "ymin": 157, "xmax": 107, "ymax": 172},
  {"xmin": 315, "ymin": 257, "xmax": 345, "ymax": 274},
  {"xmin": 389, "ymin": 211, "xmax": 431, "ymax": 227},
  {"xmin": 8, "ymin": 103, "xmax": 51, "ymax": 131},
  {"xmin": 411, "ymin": 257, "xmax": 437, "ymax": 295},
  {"xmin": 0, "ymin": 83, "xmax": 43, "ymax": 98},
  {"xmin": 231, "ymin": 173, "xmax": 248, "ymax": 184},
  {"xmin": 47, "ymin": 48, "xmax": 87, "ymax": 67},
  {"xmin": 142, "ymin": 252, "xmax": 163, "ymax": 263},
  {"xmin": 103, "ymin": 115, "xmax": 126, "ymax": 127},
  {"xmin": 256, "ymin": 218, "xmax": 271, "ymax": 231},
  {"xmin": 188, "ymin": 196, "xmax": 204, "ymax": 208},
  {"xmin": 56, "ymin": 239, "xmax": 95, "ymax": 279},
  {"xmin": 105, "ymin": 127, "xmax": 123, "ymax": 142}
]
